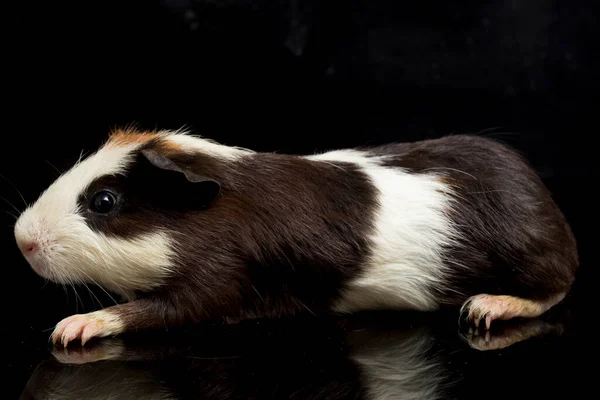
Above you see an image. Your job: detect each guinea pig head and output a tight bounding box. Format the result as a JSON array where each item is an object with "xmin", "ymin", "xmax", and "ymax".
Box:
[{"xmin": 14, "ymin": 131, "xmax": 223, "ymax": 298}]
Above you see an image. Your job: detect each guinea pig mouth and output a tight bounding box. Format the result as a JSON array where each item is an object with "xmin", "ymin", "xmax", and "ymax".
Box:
[
  {"xmin": 23, "ymin": 251, "xmax": 56, "ymax": 281},
  {"xmin": 27, "ymin": 259, "xmax": 50, "ymax": 278}
]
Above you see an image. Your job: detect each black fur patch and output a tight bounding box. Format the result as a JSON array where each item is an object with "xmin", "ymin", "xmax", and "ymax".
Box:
[{"xmin": 366, "ymin": 134, "xmax": 579, "ymax": 303}]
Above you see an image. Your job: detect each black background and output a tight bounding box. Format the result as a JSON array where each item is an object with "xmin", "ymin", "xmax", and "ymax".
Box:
[{"xmin": 2, "ymin": 0, "xmax": 597, "ymax": 397}]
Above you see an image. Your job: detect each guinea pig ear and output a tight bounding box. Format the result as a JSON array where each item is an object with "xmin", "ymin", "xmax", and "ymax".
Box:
[{"xmin": 139, "ymin": 148, "xmax": 221, "ymax": 207}]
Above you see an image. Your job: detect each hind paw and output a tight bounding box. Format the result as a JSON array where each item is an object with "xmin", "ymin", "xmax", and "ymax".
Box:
[
  {"xmin": 462, "ymin": 294, "xmax": 510, "ymax": 330},
  {"xmin": 460, "ymin": 293, "xmax": 558, "ymax": 330}
]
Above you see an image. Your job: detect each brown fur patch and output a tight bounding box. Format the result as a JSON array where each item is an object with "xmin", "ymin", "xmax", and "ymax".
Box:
[
  {"xmin": 106, "ymin": 128, "xmax": 158, "ymax": 148},
  {"xmin": 104, "ymin": 128, "xmax": 186, "ymax": 151}
]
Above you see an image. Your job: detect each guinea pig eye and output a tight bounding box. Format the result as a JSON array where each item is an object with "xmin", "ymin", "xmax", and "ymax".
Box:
[{"xmin": 90, "ymin": 191, "xmax": 117, "ymax": 214}]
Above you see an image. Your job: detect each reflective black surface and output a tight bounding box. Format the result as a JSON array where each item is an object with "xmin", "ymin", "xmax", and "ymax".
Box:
[
  {"xmin": 3, "ymin": 0, "xmax": 597, "ymax": 398},
  {"xmin": 13, "ymin": 302, "xmax": 593, "ymax": 399}
]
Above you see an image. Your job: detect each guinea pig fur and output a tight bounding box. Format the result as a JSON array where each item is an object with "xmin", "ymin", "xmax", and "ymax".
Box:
[{"xmin": 14, "ymin": 129, "xmax": 579, "ymax": 346}]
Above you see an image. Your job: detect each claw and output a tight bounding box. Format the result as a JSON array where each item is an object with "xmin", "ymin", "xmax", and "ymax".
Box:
[{"xmin": 49, "ymin": 311, "xmax": 124, "ymax": 348}]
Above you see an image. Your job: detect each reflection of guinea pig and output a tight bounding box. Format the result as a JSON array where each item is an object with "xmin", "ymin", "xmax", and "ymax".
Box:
[
  {"xmin": 21, "ymin": 315, "xmax": 569, "ymax": 400},
  {"xmin": 14, "ymin": 129, "xmax": 578, "ymax": 345},
  {"xmin": 23, "ymin": 323, "xmax": 437, "ymax": 400}
]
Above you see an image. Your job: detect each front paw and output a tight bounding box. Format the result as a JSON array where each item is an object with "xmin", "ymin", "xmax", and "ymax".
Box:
[{"xmin": 51, "ymin": 310, "xmax": 125, "ymax": 347}]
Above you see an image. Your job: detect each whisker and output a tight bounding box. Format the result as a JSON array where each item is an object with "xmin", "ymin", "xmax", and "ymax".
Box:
[
  {"xmin": 0, "ymin": 173, "xmax": 28, "ymax": 207},
  {"xmin": 72, "ymin": 284, "xmax": 84, "ymax": 313},
  {"xmin": 296, "ymin": 299, "xmax": 316, "ymax": 316},
  {"xmin": 62, "ymin": 283, "xmax": 69, "ymax": 303},
  {"xmin": 70, "ymin": 284, "xmax": 78, "ymax": 313},
  {"xmin": 65, "ymin": 278, "xmax": 78, "ymax": 313},
  {"xmin": 5, "ymin": 210, "xmax": 18, "ymax": 221},
  {"xmin": 92, "ymin": 281, "xmax": 120, "ymax": 307},
  {"xmin": 45, "ymin": 160, "xmax": 64, "ymax": 176},
  {"xmin": 78, "ymin": 270, "xmax": 119, "ymax": 307},
  {"xmin": 63, "ymin": 263, "xmax": 111, "ymax": 309},
  {"xmin": 83, "ymin": 282, "xmax": 104, "ymax": 309},
  {"xmin": 77, "ymin": 149, "xmax": 89, "ymax": 164},
  {"xmin": 1, "ymin": 195, "xmax": 21, "ymax": 215}
]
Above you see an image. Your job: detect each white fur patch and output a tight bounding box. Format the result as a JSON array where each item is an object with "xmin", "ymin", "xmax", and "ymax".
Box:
[
  {"xmin": 14, "ymin": 141, "xmax": 175, "ymax": 297},
  {"xmin": 307, "ymin": 150, "xmax": 459, "ymax": 312},
  {"xmin": 158, "ymin": 129, "xmax": 254, "ymax": 160}
]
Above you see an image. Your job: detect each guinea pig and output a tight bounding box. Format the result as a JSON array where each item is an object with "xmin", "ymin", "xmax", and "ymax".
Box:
[{"xmin": 14, "ymin": 129, "xmax": 579, "ymax": 346}]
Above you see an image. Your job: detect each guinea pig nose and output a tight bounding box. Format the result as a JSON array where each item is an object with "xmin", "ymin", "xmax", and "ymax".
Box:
[{"xmin": 17, "ymin": 238, "xmax": 38, "ymax": 255}]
